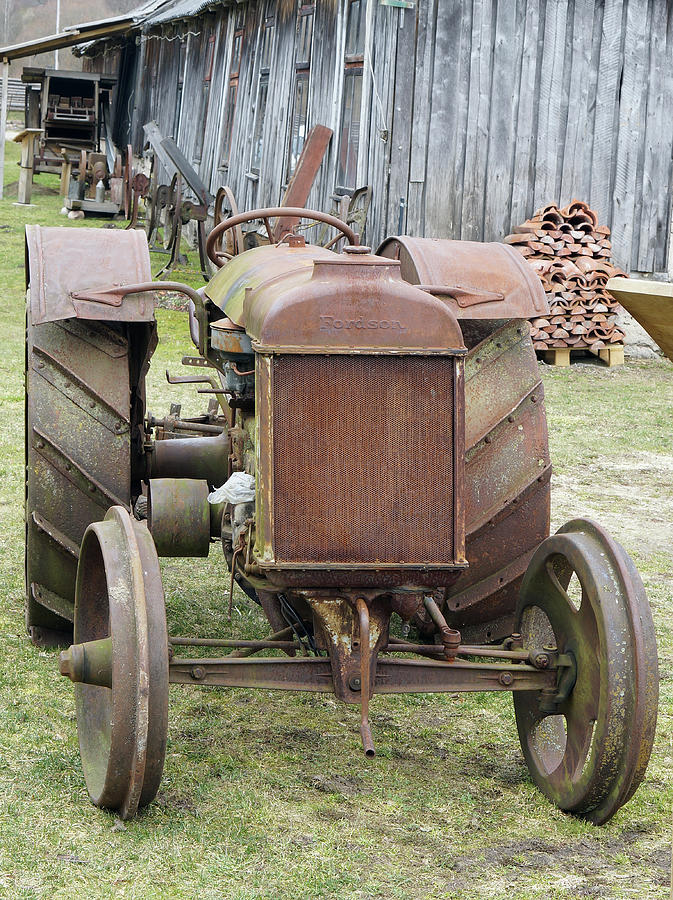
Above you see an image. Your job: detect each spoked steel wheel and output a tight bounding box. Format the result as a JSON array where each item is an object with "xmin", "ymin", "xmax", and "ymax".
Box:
[
  {"xmin": 514, "ymin": 519, "xmax": 658, "ymax": 824},
  {"xmin": 62, "ymin": 506, "xmax": 168, "ymax": 818}
]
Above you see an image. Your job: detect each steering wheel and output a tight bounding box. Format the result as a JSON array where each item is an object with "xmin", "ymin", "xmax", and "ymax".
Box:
[{"xmin": 205, "ymin": 206, "xmax": 359, "ymax": 268}]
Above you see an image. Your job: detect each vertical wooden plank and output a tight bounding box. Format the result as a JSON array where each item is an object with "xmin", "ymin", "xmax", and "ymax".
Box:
[
  {"xmin": 406, "ymin": 0, "xmax": 438, "ymax": 236},
  {"xmin": 657, "ymin": 0, "xmax": 673, "ymax": 272},
  {"xmin": 635, "ymin": 0, "xmax": 671, "ymax": 272},
  {"xmin": 611, "ymin": 0, "xmax": 649, "ymax": 270},
  {"xmin": 589, "ymin": 0, "xmax": 624, "ymax": 226},
  {"xmin": 577, "ymin": 0, "xmax": 605, "ymax": 203},
  {"xmin": 365, "ymin": 3, "xmax": 397, "ymax": 247},
  {"xmin": 629, "ymin": 0, "xmax": 653, "ymax": 269},
  {"xmin": 0, "ymin": 60, "xmax": 8, "ymax": 201},
  {"xmin": 483, "ymin": 0, "xmax": 521, "ymax": 240},
  {"xmin": 306, "ymin": 0, "xmax": 342, "ymax": 213},
  {"xmin": 532, "ymin": 0, "xmax": 568, "ymax": 210},
  {"xmin": 461, "ymin": 0, "xmax": 495, "ymax": 240},
  {"xmin": 424, "ymin": 1, "xmax": 465, "ymax": 238},
  {"xmin": 509, "ymin": 0, "xmax": 542, "ymax": 226},
  {"xmin": 559, "ymin": 0, "xmax": 594, "ymax": 204},
  {"xmin": 385, "ymin": 6, "xmax": 417, "ymax": 235}
]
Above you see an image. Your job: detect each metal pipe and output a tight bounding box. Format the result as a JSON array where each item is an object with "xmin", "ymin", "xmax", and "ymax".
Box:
[
  {"xmin": 226, "ymin": 626, "xmax": 295, "ymax": 659},
  {"xmin": 149, "ymin": 416, "xmax": 224, "ymax": 435},
  {"xmin": 169, "ymin": 639, "xmax": 299, "ymax": 651},
  {"xmin": 70, "ymin": 280, "xmax": 210, "ymax": 355},
  {"xmin": 355, "ymin": 597, "xmax": 375, "ymax": 758},
  {"xmin": 423, "ymin": 595, "xmax": 461, "ymax": 660},
  {"xmin": 148, "ymin": 432, "xmax": 229, "ymax": 486},
  {"xmin": 383, "ymin": 642, "xmax": 531, "ymax": 662}
]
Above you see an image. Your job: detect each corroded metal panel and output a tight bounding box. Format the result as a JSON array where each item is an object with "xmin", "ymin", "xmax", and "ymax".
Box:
[
  {"xmin": 272, "ymin": 354, "xmax": 457, "ymax": 565},
  {"xmin": 377, "ymin": 236, "xmax": 547, "ymax": 319},
  {"xmin": 445, "ymin": 320, "xmax": 551, "ymax": 635},
  {"xmin": 26, "ymin": 225, "xmax": 155, "ymax": 325}
]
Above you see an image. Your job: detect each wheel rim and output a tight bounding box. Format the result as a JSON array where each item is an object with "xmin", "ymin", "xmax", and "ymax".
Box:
[
  {"xmin": 74, "ymin": 506, "xmax": 168, "ymax": 818},
  {"xmin": 514, "ymin": 518, "xmax": 658, "ymax": 824}
]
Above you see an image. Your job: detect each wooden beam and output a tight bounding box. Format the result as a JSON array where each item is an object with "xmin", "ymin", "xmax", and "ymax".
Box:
[
  {"xmin": 13, "ymin": 128, "xmax": 42, "ymax": 205},
  {"xmin": 0, "ymin": 61, "xmax": 8, "ymax": 201}
]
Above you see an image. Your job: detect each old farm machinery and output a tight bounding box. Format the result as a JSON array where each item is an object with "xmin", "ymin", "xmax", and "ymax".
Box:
[{"xmin": 24, "ymin": 207, "xmax": 658, "ymax": 824}]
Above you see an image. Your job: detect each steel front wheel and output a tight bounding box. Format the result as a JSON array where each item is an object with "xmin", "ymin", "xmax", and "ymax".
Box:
[
  {"xmin": 513, "ymin": 519, "xmax": 658, "ymax": 824},
  {"xmin": 65, "ymin": 506, "xmax": 169, "ymax": 818}
]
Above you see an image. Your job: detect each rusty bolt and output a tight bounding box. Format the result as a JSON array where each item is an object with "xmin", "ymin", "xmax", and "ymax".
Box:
[
  {"xmin": 35, "ymin": 440, "xmax": 44, "ymax": 449},
  {"xmin": 508, "ymin": 415, "xmax": 515, "ymax": 423},
  {"xmin": 59, "ymin": 648, "xmax": 75, "ymax": 679},
  {"xmin": 534, "ymin": 653, "xmax": 550, "ymax": 669},
  {"xmin": 498, "ymin": 671, "xmax": 513, "ymax": 686},
  {"xmin": 348, "ymin": 675, "xmax": 362, "ymax": 691},
  {"xmin": 190, "ymin": 666, "xmax": 206, "ymax": 681},
  {"xmin": 58, "ymin": 645, "xmax": 83, "ymax": 682},
  {"xmin": 531, "ymin": 395, "xmax": 537, "ymax": 403}
]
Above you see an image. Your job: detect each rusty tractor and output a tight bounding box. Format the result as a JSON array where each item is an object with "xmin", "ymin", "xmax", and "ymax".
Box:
[{"xmin": 24, "ymin": 207, "xmax": 658, "ymax": 824}]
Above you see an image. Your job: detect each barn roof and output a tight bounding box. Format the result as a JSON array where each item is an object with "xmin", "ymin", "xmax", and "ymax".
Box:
[{"xmin": 143, "ymin": 0, "xmax": 234, "ymax": 26}]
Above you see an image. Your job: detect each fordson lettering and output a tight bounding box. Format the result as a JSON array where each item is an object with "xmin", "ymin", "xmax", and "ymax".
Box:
[{"xmin": 319, "ymin": 315, "xmax": 407, "ymax": 333}]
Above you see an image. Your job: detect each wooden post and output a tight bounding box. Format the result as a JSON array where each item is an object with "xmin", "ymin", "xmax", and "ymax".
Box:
[
  {"xmin": 13, "ymin": 128, "xmax": 42, "ymax": 205},
  {"xmin": 59, "ymin": 147, "xmax": 72, "ymax": 198},
  {"xmin": 0, "ymin": 60, "xmax": 9, "ymax": 201}
]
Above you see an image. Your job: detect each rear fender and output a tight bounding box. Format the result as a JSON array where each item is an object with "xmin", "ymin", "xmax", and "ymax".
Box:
[{"xmin": 26, "ymin": 225, "xmax": 155, "ymax": 325}]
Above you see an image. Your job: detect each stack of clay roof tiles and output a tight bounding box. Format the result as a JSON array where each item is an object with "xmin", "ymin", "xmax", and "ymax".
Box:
[{"xmin": 504, "ymin": 200, "xmax": 625, "ymax": 353}]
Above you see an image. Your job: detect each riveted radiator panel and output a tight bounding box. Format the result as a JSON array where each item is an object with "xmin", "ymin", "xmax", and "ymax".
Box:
[{"xmin": 268, "ymin": 354, "xmax": 461, "ymax": 569}]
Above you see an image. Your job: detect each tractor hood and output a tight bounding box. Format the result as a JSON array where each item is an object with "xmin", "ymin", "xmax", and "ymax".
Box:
[{"xmin": 205, "ymin": 242, "xmax": 466, "ymax": 353}]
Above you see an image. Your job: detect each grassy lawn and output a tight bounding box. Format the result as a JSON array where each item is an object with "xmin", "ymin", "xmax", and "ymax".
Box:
[{"xmin": 0, "ymin": 138, "xmax": 671, "ymax": 898}]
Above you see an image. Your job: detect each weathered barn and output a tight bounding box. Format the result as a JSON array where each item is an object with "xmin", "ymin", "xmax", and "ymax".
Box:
[{"xmin": 74, "ymin": 0, "xmax": 673, "ymax": 273}]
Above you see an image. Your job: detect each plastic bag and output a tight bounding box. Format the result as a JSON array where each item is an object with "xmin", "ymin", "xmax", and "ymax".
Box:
[{"xmin": 208, "ymin": 471, "xmax": 255, "ymax": 505}]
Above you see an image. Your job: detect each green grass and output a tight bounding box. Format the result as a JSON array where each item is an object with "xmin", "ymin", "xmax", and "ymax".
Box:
[{"xmin": 0, "ymin": 140, "xmax": 671, "ymax": 898}]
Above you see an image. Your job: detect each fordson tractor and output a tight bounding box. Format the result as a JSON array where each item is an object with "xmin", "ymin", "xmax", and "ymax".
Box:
[{"xmin": 24, "ymin": 207, "xmax": 658, "ymax": 823}]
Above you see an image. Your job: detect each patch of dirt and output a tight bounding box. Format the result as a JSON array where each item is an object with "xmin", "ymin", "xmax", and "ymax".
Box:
[
  {"xmin": 448, "ymin": 832, "xmax": 670, "ymax": 890},
  {"xmin": 307, "ymin": 772, "xmax": 364, "ymax": 796}
]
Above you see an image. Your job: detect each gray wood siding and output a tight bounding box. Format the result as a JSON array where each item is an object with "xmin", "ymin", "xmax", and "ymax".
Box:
[{"xmin": 84, "ymin": 0, "xmax": 673, "ymax": 274}]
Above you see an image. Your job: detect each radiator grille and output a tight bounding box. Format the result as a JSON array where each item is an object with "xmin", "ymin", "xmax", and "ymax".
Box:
[{"xmin": 271, "ymin": 354, "xmax": 455, "ymax": 564}]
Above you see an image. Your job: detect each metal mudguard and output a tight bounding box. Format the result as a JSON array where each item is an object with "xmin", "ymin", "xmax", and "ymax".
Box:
[
  {"xmin": 377, "ymin": 236, "xmax": 548, "ymax": 320},
  {"xmin": 25, "ymin": 225, "xmax": 156, "ymax": 325}
]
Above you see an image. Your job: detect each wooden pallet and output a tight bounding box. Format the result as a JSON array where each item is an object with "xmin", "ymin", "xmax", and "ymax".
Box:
[{"xmin": 540, "ymin": 345, "xmax": 624, "ymax": 367}]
